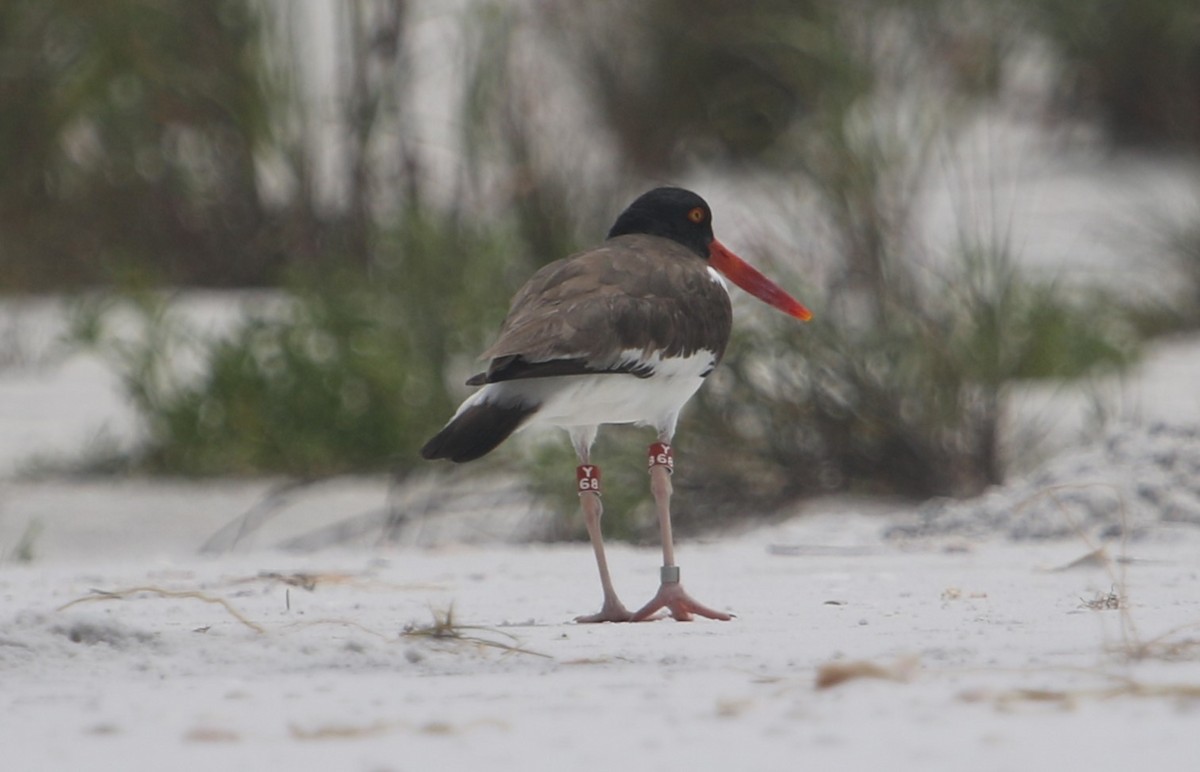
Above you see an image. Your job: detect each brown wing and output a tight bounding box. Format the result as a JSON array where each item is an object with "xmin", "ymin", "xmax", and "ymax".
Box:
[{"xmin": 468, "ymin": 234, "xmax": 732, "ymax": 385}]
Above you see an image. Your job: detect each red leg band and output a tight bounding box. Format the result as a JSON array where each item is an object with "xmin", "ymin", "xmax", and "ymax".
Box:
[
  {"xmin": 577, "ymin": 464, "xmax": 601, "ymax": 495},
  {"xmin": 648, "ymin": 442, "xmax": 673, "ymax": 474}
]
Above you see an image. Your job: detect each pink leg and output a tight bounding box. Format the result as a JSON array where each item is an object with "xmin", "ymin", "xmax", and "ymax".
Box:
[
  {"xmin": 573, "ymin": 461, "xmax": 632, "ymax": 623},
  {"xmin": 632, "ymin": 442, "xmax": 732, "ymax": 622}
]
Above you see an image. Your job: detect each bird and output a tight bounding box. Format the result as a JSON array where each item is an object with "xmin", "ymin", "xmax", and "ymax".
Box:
[{"xmin": 421, "ymin": 186, "xmax": 811, "ymax": 622}]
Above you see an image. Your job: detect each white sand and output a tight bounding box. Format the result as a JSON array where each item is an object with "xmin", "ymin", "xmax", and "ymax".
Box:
[{"xmin": 3, "ymin": 506, "xmax": 1199, "ymax": 772}]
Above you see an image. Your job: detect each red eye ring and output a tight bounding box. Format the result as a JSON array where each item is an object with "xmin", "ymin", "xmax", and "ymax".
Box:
[{"xmin": 687, "ymin": 206, "xmax": 705, "ymax": 223}]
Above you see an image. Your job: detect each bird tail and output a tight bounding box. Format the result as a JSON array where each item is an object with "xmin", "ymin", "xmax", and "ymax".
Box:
[{"xmin": 420, "ymin": 392, "xmax": 538, "ymax": 463}]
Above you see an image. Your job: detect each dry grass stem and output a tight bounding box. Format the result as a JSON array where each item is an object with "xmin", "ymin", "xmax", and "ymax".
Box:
[
  {"xmin": 815, "ymin": 656, "xmax": 920, "ymax": 690},
  {"xmin": 56, "ymin": 586, "xmax": 265, "ymax": 634},
  {"xmin": 1021, "ymin": 484, "xmax": 1143, "ymax": 652},
  {"xmin": 289, "ymin": 721, "xmax": 394, "ymax": 740},
  {"xmin": 1035, "ymin": 486, "xmax": 1200, "ymax": 663},
  {"xmin": 200, "ymin": 479, "xmax": 322, "ymax": 554},
  {"xmin": 1051, "ymin": 547, "xmax": 1111, "ymax": 572},
  {"xmin": 963, "ymin": 675, "xmax": 1200, "ymax": 709},
  {"xmin": 228, "ymin": 570, "xmax": 445, "ymax": 594},
  {"xmin": 183, "ymin": 727, "xmax": 242, "ymax": 743},
  {"xmin": 289, "ymin": 717, "xmax": 507, "ymax": 740},
  {"xmin": 280, "ymin": 618, "xmax": 395, "ymax": 642},
  {"xmin": 1122, "ymin": 620, "xmax": 1200, "ymax": 661},
  {"xmin": 402, "ymin": 606, "xmax": 549, "ymax": 659}
]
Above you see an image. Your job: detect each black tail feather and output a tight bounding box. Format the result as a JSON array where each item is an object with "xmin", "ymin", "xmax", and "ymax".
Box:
[{"xmin": 420, "ymin": 402, "xmax": 537, "ymax": 463}]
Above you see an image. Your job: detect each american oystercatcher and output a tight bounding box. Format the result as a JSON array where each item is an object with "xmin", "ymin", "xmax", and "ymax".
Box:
[{"xmin": 421, "ymin": 187, "xmax": 811, "ymax": 622}]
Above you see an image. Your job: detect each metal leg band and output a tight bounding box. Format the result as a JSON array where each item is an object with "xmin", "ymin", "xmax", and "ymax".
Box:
[{"xmin": 660, "ymin": 565, "xmax": 680, "ymax": 584}]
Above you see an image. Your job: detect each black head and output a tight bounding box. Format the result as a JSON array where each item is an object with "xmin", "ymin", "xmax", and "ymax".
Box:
[{"xmin": 607, "ymin": 187, "xmax": 715, "ymax": 258}]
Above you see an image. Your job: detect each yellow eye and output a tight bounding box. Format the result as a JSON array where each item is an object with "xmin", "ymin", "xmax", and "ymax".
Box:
[{"xmin": 687, "ymin": 206, "xmax": 705, "ymax": 224}]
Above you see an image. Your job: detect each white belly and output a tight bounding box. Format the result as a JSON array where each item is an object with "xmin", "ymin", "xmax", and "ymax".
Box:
[{"xmin": 458, "ymin": 349, "xmax": 717, "ymax": 434}]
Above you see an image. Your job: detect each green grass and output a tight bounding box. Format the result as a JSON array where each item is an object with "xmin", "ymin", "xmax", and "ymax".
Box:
[{"xmin": 70, "ymin": 212, "xmax": 530, "ymax": 478}]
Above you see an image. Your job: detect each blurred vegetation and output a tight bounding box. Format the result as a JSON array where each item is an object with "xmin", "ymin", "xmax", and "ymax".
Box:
[
  {"xmin": 4, "ymin": 1, "xmax": 1199, "ymax": 536},
  {"xmin": 678, "ymin": 259, "xmax": 1135, "ymax": 524},
  {"xmin": 1018, "ymin": 0, "xmax": 1200, "ymax": 148},
  {"xmin": 0, "ymin": 0, "xmax": 279, "ymax": 289},
  {"xmin": 546, "ymin": 0, "xmax": 858, "ymax": 174},
  {"xmin": 72, "ymin": 212, "xmax": 527, "ymax": 476}
]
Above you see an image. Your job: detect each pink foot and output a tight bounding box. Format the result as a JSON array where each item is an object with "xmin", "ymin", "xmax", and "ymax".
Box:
[
  {"xmin": 575, "ymin": 597, "xmax": 634, "ymax": 624},
  {"xmin": 631, "ymin": 583, "xmax": 733, "ymax": 622}
]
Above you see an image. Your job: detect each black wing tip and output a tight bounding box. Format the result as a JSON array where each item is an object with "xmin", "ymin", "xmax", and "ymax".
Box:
[
  {"xmin": 420, "ymin": 401, "xmax": 537, "ymax": 463},
  {"xmin": 473, "ymin": 355, "xmax": 656, "ymax": 384},
  {"xmin": 418, "ymin": 439, "xmax": 444, "ymax": 460}
]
